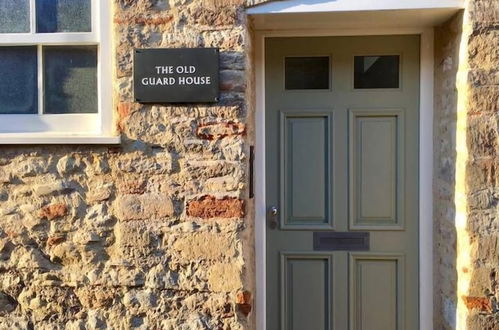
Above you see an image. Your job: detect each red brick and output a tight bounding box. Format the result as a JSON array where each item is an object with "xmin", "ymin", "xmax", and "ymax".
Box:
[
  {"xmin": 462, "ymin": 296, "xmax": 492, "ymax": 313},
  {"xmin": 235, "ymin": 291, "xmax": 252, "ymax": 317},
  {"xmin": 235, "ymin": 290, "xmax": 252, "ymax": 304},
  {"xmin": 40, "ymin": 204, "xmax": 68, "ymax": 220},
  {"xmin": 117, "ymin": 102, "xmax": 133, "ymax": 132},
  {"xmin": 237, "ymin": 303, "xmax": 252, "ymax": 316},
  {"xmin": 187, "ymin": 195, "xmax": 245, "ymax": 219}
]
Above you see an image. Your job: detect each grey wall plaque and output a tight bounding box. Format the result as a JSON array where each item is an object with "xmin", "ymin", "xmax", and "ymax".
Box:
[{"xmin": 134, "ymin": 48, "xmax": 219, "ymax": 103}]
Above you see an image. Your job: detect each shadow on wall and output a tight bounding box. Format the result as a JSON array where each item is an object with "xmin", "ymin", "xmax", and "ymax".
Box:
[{"xmin": 433, "ymin": 11, "xmax": 463, "ymax": 330}]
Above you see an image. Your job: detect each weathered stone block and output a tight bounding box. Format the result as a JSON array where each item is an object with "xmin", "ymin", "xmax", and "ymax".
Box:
[
  {"xmin": 84, "ymin": 203, "xmax": 114, "ymax": 227},
  {"xmin": 47, "ymin": 234, "xmax": 65, "ymax": 247},
  {"xmin": 73, "ymin": 231, "xmax": 101, "ymax": 245},
  {"xmin": 117, "ymin": 179, "xmax": 146, "ymax": 194},
  {"xmin": 116, "ymin": 193, "xmax": 174, "ymax": 220},
  {"xmin": 188, "ymin": 5, "xmax": 240, "ymax": 27},
  {"xmin": 32, "ymin": 181, "xmax": 71, "ymax": 197},
  {"xmin": 220, "ymin": 51, "xmax": 245, "ymax": 70},
  {"xmin": 468, "ymin": 31, "xmax": 499, "ymax": 70},
  {"xmin": 56, "ymin": 155, "xmax": 81, "ymax": 175},
  {"xmin": 196, "ymin": 121, "xmax": 245, "ymax": 140},
  {"xmin": 0, "ymin": 291, "xmax": 17, "ymax": 314},
  {"xmin": 468, "ymin": 189, "xmax": 496, "ymax": 209},
  {"xmin": 466, "ymin": 159, "xmax": 499, "ymax": 187},
  {"xmin": 50, "ymin": 242, "xmax": 80, "ymax": 266},
  {"xmin": 468, "ymin": 86, "xmax": 499, "ymax": 114},
  {"xmin": 204, "ymin": 176, "xmax": 240, "ymax": 192},
  {"xmin": 220, "ymin": 70, "xmax": 246, "ymax": 92},
  {"xmin": 18, "ymin": 158, "xmax": 51, "ymax": 178},
  {"xmin": 75, "ymin": 287, "xmax": 116, "ymax": 309},
  {"xmin": 186, "ymin": 160, "xmax": 239, "ymax": 180},
  {"xmin": 114, "ymin": 12, "xmax": 174, "ymax": 26},
  {"xmin": 0, "ymin": 168, "xmax": 12, "ymax": 183},
  {"xmin": 473, "ymin": 233, "xmax": 499, "ymax": 261},
  {"xmin": 172, "ymin": 233, "xmax": 236, "ymax": 261},
  {"xmin": 123, "ymin": 289, "xmax": 156, "ymax": 311},
  {"xmin": 467, "ymin": 115, "xmax": 498, "ymax": 157},
  {"xmin": 115, "ymin": 222, "xmax": 153, "ymax": 250},
  {"xmin": 87, "ymin": 183, "xmax": 114, "ymax": 203},
  {"xmin": 145, "ymin": 264, "xmax": 179, "ymax": 289},
  {"xmin": 17, "ymin": 287, "xmax": 81, "ymax": 322},
  {"xmin": 469, "ymin": 1, "xmax": 499, "ymax": 24},
  {"xmin": 12, "ymin": 247, "xmax": 54, "ymax": 270},
  {"xmin": 208, "ymin": 262, "xmax": 242, "ymax": 292},
  {"xmin": 107, "ymin": 266, "xmax": 146, "ymax": 287},
  {"xmin": 115, "ymin": 152, "xmax": 173, "ymax": 174},
  {"xmin": 468, "ymin": 70, "xmax": 499, "ymax": 87}
]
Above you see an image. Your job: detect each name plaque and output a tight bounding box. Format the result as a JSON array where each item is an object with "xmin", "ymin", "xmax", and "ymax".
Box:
[{"xmin": 134, "ymin": 48, "xmax": 219, "ymax": 103}]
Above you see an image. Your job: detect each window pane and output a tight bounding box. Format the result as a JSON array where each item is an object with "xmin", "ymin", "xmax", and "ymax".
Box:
[
  {"xmin": 0, "ymin": 47, "xmax": 38, "ymax": 114},
  {"xmin": 0, "ymin": 0, "xmax": 30, "ymax": 33},
  {"xmin": 36, "ymin": 0, "xmax": 91, "ymax": 33},
  {"xmin": 43, "ymin": 46, "xmax": 97, "ymax": 114},
  {"xmin": 354, "ymin": 55, "xmax": 400, "ymax": 89},
  {"xmin": 285, "ymin": 57, "xmax": 330, "ymax": 90}
]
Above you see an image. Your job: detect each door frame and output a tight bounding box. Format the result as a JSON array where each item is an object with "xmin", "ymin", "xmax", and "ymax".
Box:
[{"xmin": 254, "ymin": 27, "xmax": 434, "ymax": 330}]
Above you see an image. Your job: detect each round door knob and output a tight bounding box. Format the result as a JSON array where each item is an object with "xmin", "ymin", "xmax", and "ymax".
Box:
[
  {"xmin": 268, "ymin": 206, "xmax": 279, "ymax": 229},
  {"xmin": 269, "ymin": 206, "xmax": 278, "ymax": 216}
]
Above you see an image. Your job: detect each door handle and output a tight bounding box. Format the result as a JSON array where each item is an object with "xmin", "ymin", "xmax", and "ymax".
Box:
[{"xmin": 267, "ymin": 206, "xmax": 279, "ymax": 229}]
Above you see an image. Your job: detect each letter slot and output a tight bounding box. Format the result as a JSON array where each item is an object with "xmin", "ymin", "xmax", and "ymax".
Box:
[{"xmin": 313, "ymin": 232, "xmax": 370, "ymax": 251}]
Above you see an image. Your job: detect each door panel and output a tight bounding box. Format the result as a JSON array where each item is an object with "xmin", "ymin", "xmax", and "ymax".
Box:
[
  {"xmin": 349, "ymin": 254, "xmax": 405, "ymax": 330},
  {"xmin": 266, "ymin": 35, "xmax": 420, "ymax": 330},
  {"xmin": 282, "ymin": 254, "xmax": 333, "ymax": 330},
  {"xmin": 281, "ymin": 112, "xmax": 332, "ymax": 228},
  {"xmin": 349, "ymin": 110, "xmax": 405, "ymax": 230}
]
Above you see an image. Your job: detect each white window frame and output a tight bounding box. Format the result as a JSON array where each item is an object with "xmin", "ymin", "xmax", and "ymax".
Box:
[{"xmin": 0, "ymin": 0, "xmax": 118, "ymax": 144}]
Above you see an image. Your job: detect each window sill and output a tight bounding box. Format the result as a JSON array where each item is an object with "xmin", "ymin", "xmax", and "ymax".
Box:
[{"xmin": 0, "ymin": 133, "xmax": 121, "ymax": 145}]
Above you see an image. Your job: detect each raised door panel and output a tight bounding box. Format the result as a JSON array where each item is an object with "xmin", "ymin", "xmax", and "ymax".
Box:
[
  {"xmin": 349, "ymin": 254, "xmax": 404, "ymax": 330},
  {"xmin": 281, "ymin": 112, "xmax": 332, "ymax": 229},
  {"xmin": 349, "ymin": 110, "xmax": 404, "ymax": 230},
  {"xmin": 281, "ymin": 254, "xmax": 333, "ymax": 330}
]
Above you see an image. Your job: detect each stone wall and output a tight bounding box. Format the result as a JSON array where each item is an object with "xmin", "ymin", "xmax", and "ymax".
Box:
[
  {"xmin": 0, "ymin": 0, "xmax": 497, "ymax": 329},
  {"xmin": 434, "ymin": 12, "xmax": 463, "ymax": 329},
  {"xmin": 461, "ymin": 0, "xmax": 499, "ymax": 328},
  {"xmin": 435, "ymin": 0, "xmax": 499, "ymax": 328},
  {"xmin": 0, "ymin": 0, "xmax": 255, "ymax": 329}
]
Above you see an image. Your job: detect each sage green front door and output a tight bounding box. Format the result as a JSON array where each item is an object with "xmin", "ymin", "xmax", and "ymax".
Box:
[{"xmin": 265, "ymin": 36, "xmax": 420, "ymax": 330}]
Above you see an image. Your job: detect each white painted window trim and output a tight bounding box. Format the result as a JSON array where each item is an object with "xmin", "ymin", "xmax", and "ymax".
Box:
[
  {"xmin": 254, "ymin": 27, "xmax": 434, "ymax": 330},
  {"xmin": 0, "ymin": 0, "xmax": 119, "ymax": 144}
]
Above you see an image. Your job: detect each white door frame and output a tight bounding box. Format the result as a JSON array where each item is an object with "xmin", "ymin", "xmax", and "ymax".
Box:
[{"xmin": 254, "ymin": 27, "xmax": 434, "ymax": 330}]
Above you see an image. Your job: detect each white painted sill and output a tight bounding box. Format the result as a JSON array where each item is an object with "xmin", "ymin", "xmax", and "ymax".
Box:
[{"xmin": 0, "ymin": 133, "xmax": 121, "ymax": 145}]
